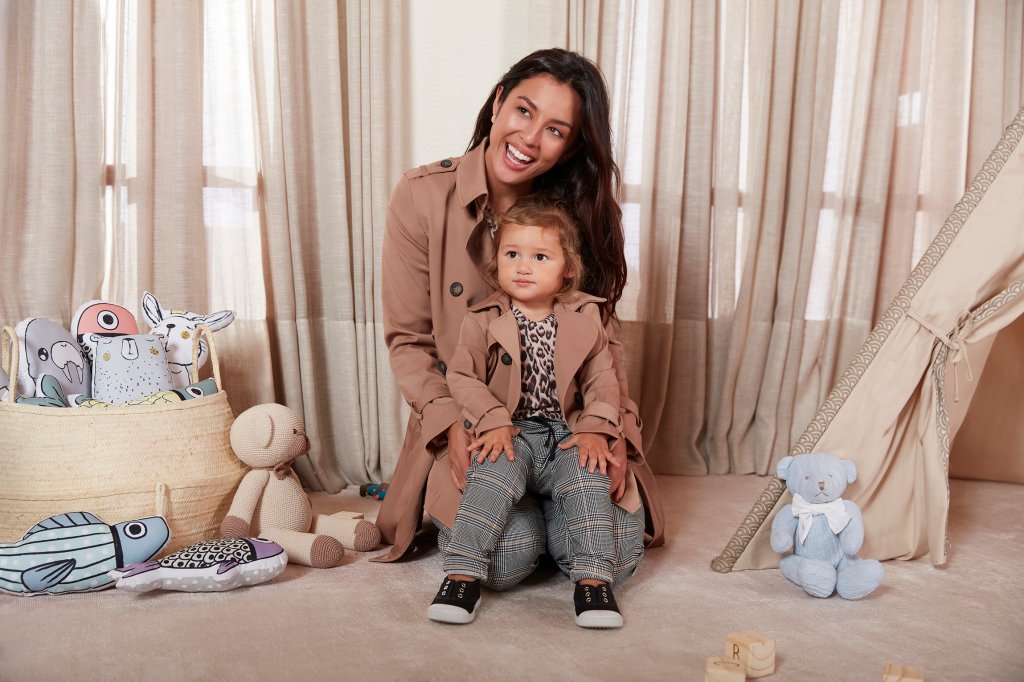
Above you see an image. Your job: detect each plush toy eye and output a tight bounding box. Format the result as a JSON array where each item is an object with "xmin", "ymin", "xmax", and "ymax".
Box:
[
  {"xmin": 38, "ymin": 348, "xmax": 49, "ymax": 362},
  {"xmin": 187, "ymin": 387, "xmax": 203, "ymax": 397},
  {"xmin": 98, "ymin": 310, "xmax": 120, "ymax": 330},
  {"xmin": 123, "ymin": 522, "xmax": 147, "ymax": 539}
]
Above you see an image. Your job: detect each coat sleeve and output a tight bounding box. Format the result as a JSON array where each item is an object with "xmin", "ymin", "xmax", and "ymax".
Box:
[
  {"xmin": 605, "ymin": 316, "xmax": 645, "ymax": 460},
  {"xmin": 572, "ymin": 303, "xmax": 623, "ymax": 444},
  {"xmin": 446, "ymin": 313, "xmax": 514, "ymax": 436},
  {"xmin": 382, "ymin": 174, "xmax": 460, "ymax": 453}
]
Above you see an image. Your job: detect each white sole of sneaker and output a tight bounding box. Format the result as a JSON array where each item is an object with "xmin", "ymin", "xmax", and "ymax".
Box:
[
  {"xmin": 427, "ymin": 602, "xmax": 477, "ymax": 624},
  {"xmin": 575, "ymin": 610, "xmax": 624, "ymax": 628}
]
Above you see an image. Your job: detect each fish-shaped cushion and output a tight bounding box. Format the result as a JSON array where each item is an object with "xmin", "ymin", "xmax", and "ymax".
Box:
[
  {"xmin": 108, "ymin": 538, "xmax": 287, "ymax": 592},
  {"xmin": 0, "ymin": 512, "xmax": 170, "ymax": 596}
]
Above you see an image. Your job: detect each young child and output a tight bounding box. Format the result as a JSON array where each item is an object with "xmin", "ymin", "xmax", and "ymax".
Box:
[{"xmin": 427, "ymin": 197, "xmax": 626, "ymax": 628}]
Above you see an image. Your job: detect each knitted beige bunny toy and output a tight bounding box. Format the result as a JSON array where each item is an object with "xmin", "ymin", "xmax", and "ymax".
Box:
[{"xmin": 221, "ymin": 403, "xmax": 381, "ymax": 568}]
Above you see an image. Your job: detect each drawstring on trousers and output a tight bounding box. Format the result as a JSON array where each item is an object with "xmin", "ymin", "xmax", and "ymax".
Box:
[{"xmin": 514, "ymin": 416, "xmax": 572, "ymax": 462}]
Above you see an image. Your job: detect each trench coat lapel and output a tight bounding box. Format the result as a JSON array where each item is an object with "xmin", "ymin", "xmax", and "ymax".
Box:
[
  {"xmin": 553, "ymin": 308, "xmax": 598, "ymax": 408},
  {"xmin": 488, "ymin": 311, "xmax": 522, "ymax": 414}
]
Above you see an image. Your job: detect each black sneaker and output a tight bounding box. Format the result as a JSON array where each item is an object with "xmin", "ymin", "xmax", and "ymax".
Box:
[
  {"xmin": 427, "ymin": 577, "xmax": 480, "ymax": 624},
  {"xmin": 574, "ymin": 582, "xmax": 623, "ymax": 628}
]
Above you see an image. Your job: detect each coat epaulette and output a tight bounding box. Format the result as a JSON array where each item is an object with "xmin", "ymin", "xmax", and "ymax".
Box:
[{"xmin": 404, "ymin": 157, "xmax": 460, "ymax": 180}]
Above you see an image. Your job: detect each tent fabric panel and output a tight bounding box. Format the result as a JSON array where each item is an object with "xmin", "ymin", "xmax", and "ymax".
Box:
[
  {"xmin": 950, "ymin": 294, "xmax": 1024, "ymax": 484},
  {"xmin": 712, "ymin": 108, "xmax": 1024, "ymax": 573}
]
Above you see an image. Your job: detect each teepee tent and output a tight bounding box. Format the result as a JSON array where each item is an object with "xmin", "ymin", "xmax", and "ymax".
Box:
[{"xmin": 713, "ymin": 108, "xmax": 1024, "ymax": 573}]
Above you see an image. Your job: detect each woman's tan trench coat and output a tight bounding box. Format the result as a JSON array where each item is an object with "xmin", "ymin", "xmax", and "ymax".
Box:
[{"xmin": 374, "ymin": 143, "xmax": 665, "ymax": 562}]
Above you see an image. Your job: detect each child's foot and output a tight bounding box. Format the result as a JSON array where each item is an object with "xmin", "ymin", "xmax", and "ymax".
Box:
[
  {"xmin": 573, "ymin": 582, "xmax": 623, "ymax": 628},
  {"xmin": 427, "ymin": 577, "xmax": 480, "ymax": 624}
]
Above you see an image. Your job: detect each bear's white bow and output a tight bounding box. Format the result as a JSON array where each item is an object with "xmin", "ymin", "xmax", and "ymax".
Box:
[{"xmin": 791, "ymin": 494, "xmax": 851, "ymax": 544}]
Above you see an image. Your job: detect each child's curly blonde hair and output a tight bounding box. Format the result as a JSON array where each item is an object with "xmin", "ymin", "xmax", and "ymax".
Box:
[{"xmin": 483, "ymin": 196, "xmax": 585, "ymax": 296}]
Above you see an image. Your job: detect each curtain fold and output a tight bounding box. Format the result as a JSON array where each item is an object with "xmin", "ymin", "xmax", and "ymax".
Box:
[
  {"xmin": 562, "ymin": 0, "xmax": 1024, "ymax": 476},
  {"xmin": 251, "ymin": 0, "xmax": 410, "ymax": 490},
  {"xmin": 2, "ymin": 1, "xmax": 1021, "ymax": 486},
  {"xmin": 0, "ymin": 1, "xmax": 104, "ymax": 323}
]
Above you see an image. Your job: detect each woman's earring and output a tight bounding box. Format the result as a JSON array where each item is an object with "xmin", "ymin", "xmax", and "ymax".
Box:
[{"xmin": 490, "ymin": 114, "xmax": 496, "ymax": 123}]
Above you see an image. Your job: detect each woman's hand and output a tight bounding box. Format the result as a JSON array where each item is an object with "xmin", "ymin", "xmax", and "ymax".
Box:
[
  {"xmin": 467, "ymin": 426, "xmax": 518, "ymax": 464},
  {"xmin": 447, "ymin": 422, "xmax": 471, "ymax": 491},
  {"xmin": 608, "ymin": 439, "xmax": 628, "ymax": 502}
]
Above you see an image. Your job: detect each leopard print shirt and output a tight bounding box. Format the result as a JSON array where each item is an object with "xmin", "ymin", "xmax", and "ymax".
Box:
[{"xmin": 511, "ymin": 306, "xmax": 563, "ymax": 421}]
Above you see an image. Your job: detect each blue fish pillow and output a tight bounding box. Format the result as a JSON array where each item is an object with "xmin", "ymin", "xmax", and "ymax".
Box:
[
  {"xmin": 0, "ymin": 512, "xmax": 170, "ymax": 596},
  {"xmin": 109, "ymin": 538, "xmax": 287, "ymax": 592}
]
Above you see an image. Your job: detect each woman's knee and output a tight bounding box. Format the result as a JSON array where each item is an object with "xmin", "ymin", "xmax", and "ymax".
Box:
[
  {"xmin": 463, "ymin": 495, "xmax": 545, "ymax": 590},
  {"xmin": 611, "ymin": 507, "xmax": 646, "ymax": 585}
]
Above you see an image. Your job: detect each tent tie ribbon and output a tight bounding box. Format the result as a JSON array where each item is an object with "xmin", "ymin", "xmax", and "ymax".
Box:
[{"xmin": 907, "ymin": 308, "xmax": 975, "ymax": 402}]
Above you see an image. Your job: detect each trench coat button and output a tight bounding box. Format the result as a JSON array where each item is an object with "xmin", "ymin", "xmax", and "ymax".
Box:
[
  {"xmin": 440, "ymin": 159, "xmax": 452, "ymax": 168},
  {"xmin": 464, "ymin": 419, "xmax": 472, "ymax": 429},
  {"xmin": 501, "ymin": 352, "xmax": 513, "ymax": 365},
  {"xmin": 450, "ymin": 282, "xmax": 464, "ymax": 297},
  {"xmin": 438, "ymin": 361, "xmax": 447, "ymax": 375},
  {"xmin": 574, "ymin": 391, "xmax": 583, "ymax": 404}
]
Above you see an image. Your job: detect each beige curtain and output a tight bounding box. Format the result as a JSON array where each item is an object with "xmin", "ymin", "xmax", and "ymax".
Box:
[
  {"xmin": 546, "ymin": 0, "xmax": 1024, "ymax": 476},
  {"xmin": 4, "ymin": 0, "xmax": 1021, "ymax": 489},
  {"xmin": 249, "ymin": 0, "xmax": 410, "ymax": 490},
  {"xmin": 1, "ymin": 0, "xmax": 409, "ymax": 491},
  {"xmin": 0, "ymin": 2, "xmax": 105, "ymax": 323}
]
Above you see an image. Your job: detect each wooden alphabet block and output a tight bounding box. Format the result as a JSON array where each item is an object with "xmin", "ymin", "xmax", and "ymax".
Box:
[
  {"xmin": 705, "ymin": 657, "xmax": 745, "ymax": 682},
  {"xmin": 883, "ymin": 663, "xmax": 924, "ymax": 681},
  {"xmin": 725, "ymin": 630, "xmax": 776, "ymax": 678}
]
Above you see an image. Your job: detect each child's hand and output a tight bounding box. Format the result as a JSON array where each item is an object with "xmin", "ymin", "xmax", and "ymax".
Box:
[
  {"xmin": 567, "ymin": 432, "xmax": 615, "ymax": 475},
  {"xmin": 467, "ymin": 426, "xmax": 518, "ymax": 463}
]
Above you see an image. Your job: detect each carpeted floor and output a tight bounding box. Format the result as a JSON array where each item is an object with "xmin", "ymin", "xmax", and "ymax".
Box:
[{"xmin": 2, "ymin": 475, "xmax": 1022, "ymax": 681}]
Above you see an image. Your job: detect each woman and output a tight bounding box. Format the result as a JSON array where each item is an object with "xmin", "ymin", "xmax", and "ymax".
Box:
[{"xmin": 374, "ymin": 49, "xmax": 664, "ymax": 590}]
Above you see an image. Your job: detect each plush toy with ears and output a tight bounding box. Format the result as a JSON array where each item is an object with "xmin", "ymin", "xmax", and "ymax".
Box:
[
  {"xmin": 221, "ymin": 403, "xmax": 381, "ymax": 568},
  {"xmin": 770, "ymin": 452, "xmax": 884, "ymax": 599}
]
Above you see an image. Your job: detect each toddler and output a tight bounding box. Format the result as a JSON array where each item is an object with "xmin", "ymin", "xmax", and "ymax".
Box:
[{"xmin": 427, "ymin": 197, "xmax": 625, "ymax": 628}]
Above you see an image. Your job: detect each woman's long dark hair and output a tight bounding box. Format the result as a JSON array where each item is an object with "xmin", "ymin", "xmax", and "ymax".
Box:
[{"xmin": 467, "ymin": 49, "xmax": 626, "ymax": 320}]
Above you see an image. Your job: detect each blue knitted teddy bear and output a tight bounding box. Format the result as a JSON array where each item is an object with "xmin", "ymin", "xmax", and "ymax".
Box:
[{"xmin": 770, "ymin": 452, "xmax": 884, "ymax": 599}]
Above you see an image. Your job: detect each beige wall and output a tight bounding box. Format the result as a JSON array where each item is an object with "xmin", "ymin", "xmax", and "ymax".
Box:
[{"xmin": 409, "ymin": 1, "xmax": 559, "ymax": 165}]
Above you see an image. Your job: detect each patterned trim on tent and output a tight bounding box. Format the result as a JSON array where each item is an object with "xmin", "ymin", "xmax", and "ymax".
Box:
[
  {"xmin": 932, "ymin": 280, "xmax": 1024, "ymax": 563},
  {"xmin": 711, "ymin": 108, "xmax": 1024, "ymax": 573}
]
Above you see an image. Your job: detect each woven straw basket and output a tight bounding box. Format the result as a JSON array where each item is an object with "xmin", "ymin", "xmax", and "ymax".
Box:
[{"xmin": 0, "ymin": 324, "xmax": 245, "ymax": 554}]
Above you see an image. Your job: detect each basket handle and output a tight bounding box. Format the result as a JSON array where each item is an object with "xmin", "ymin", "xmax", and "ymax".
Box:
[
  {"xmin": 190, "ymin": 323, "xmax": 224, "ymax": 389},
  {"xmin": 1, "ymin": 325, "xmax": 17, "ymax": 404}
]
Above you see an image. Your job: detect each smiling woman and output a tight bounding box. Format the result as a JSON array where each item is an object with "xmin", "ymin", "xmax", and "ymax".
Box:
[
  {"xmin": 375, "ymin": 49, "xmax": 666, "ymax": 619},
  {"xmin": 483, "ymin": 74, "xmax": 582, "ymax": 212}
]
